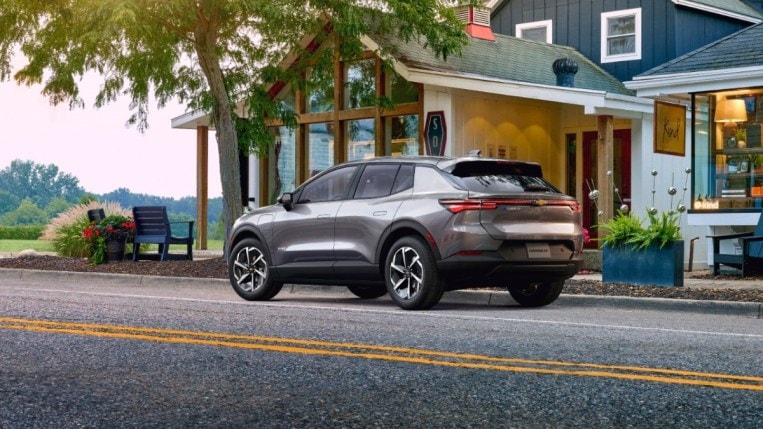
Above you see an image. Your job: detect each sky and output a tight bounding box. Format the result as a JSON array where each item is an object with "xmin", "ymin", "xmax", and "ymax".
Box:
[{"xmin": 0, "ymin": 68, "xmax": 222, "ymax": 200}]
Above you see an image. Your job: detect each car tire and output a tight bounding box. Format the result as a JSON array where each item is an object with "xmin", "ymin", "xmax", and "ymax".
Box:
[
  {"xmin": 228, "ymin": 238, "xmax": 283, "ymax": 301},
  {"xmin": 508, "ymin": 279, "xmax": 564, "ymax": 307},
  {"xmin": 347, "ymin": 284, "xmax": 387, "ymax": 299},
  {"xmin": 385, "ymin": 236, "xmax": 443, "ymax": 310}
]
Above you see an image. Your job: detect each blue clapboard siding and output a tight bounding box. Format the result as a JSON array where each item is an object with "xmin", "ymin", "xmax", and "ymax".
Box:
[{"xmin": 491, "ymin": 0, "xmax": 754, "ymax": 82}]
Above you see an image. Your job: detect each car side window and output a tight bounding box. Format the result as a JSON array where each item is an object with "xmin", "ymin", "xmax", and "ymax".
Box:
[
  {"xmin": 298, "ymin": 166, "xmax": 358, "ymax": 203},
  {"xmin": 354, "ymin": 164, "xmax": 400, "ymax": 199},
  {"xmin": 391, "ymin": 164, "xmax": 414, "ymax": 194}
]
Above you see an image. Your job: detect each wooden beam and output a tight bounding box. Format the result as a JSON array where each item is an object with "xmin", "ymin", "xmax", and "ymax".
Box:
[
  {"xmin": 597, "ymin": 115, "xmax": 614, "ymax": 227},
  {"xmin": 196, "ymin": 125, "xmax": 209, "ymax": 250}
]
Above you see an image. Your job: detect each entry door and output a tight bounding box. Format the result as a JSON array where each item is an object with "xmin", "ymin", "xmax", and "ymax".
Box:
[{"xmin": 582, "ymin": 129, "xmax": 631, "ymax": 247}]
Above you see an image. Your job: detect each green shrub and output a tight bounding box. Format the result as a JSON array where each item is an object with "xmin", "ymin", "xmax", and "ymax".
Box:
[
  {"xmin": 43, "ymin": 200, "xmax": 131, "ymax": 257},
  {"xmin": 0, "ymin": 225, "xmax": 44, "ymax": 239},
  {"xmin": 598, "ymin": 210, "xmax": 681, "ymax": 250}
]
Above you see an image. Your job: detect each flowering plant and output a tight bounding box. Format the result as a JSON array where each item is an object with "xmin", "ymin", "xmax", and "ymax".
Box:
[{"xmin": 82, "ymin": 214, "xmax": 136, "ymax": 264}]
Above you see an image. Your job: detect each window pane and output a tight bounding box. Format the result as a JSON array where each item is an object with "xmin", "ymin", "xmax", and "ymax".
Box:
[
  {"xmin": 387, "ymin": 115, "xmax": 419, "ymax": 156},
  {"xmin": 347, "ymin": 118, "xmax": 375, "ymax": 161},
  {"xmin": 299, "ymin": 166, "xmax": 358, "ymax": 203},
  {"xmin": 354, "ymin": 164, "xmax": 399, "ymax": 199},
  {"xmin": 608, "ymin": 35, "xmax": 635, "ymax": 55},
  {"xmin": 608, "ymin": 16, "xmax": 635, "ymax": 36},
  {"xmin": 308, "ymin": 122, "xmax": 335, "ymax": 177},
  {"xmin": 344, "ymin": 59, "xmax": 376, "ymax": 109},
  {"xmin": 391, "ymin": 164, "xmax": 415, "ymax": 194},
  {"xmin": 268, "ymin": 126, "xmax": 296, "ymax": 204},
  {"xmin": 389, "ymin": 72, "xmax": 418, "ymax": 104},
  {"xmin": 306, "ymin": 65, "xmax": 334, "ymax": 114},
  {"xmin": 521, "ymin": 27, "xmax": 547, "ymax": 42}
]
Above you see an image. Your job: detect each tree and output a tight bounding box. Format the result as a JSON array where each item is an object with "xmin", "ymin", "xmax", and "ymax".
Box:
[
  {"xmin": 0, "ymin": 198, "xmax": 48, "ymax": 226},
  {"xmin": 0, "ymin": 0, "xmax": 470, "ymax": 236},
  {"xmin": 0, "ymin": 160, "xmax": 84, "ymax": 208},
  {"xmin": 44, "ymin": 197, "xmax": 72, "ymax": 218},
  {"xmin": 0, "ymin": 191, "xmax": 20, "ymax": 217}
]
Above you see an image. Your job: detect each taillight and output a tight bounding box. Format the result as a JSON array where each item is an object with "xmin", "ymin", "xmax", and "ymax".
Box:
[
  {"xmin": 439, "ymin": 199, "xmax": 581, "ymax": 213},
  {"xmin": 439, "ymin": 199, "xmax": 497, "ymax": 214}
]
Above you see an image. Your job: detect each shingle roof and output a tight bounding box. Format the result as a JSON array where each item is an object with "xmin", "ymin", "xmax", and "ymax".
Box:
[
  {"xmin": 374, "ymin": 32, "xmax": 633, "ymax": 96},
  {"xmin": 683, "ymin": 0, "xmax": 762, "ymax": 20},
  {"xmin": 637, "ymin": 22, "xmax": 763, "ymax": 77}
]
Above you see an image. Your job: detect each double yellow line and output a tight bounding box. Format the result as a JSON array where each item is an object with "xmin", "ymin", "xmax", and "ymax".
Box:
[{"xmin": 2, "ymin": 316, "xmax": 761, "ymax": 392}]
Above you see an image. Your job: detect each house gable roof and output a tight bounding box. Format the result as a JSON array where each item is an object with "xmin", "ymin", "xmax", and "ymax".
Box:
[
  {"xmin": 637, "ymin": 22, "xmax": 763, "ymax": 77},
  {"xmin": 626, "ymin": 22, "xmax": 763, "ymax": 96},
  {"xmin": 372, "ymin": 31, "xmax": 632, "ymax": 96}
]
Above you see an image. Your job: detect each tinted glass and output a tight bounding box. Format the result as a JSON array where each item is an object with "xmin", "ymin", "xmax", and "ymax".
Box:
[
  {"xmin": 298, "ymin": 166, "xmax": 358, "ymax": 203},
  {"xmin": 354, "ymin": 164, "xmax": 399, "ymax": 199},
  {"xmin": 448, "ymin": 161, "xmax": 559, "ymax": 193},
  {"xmin": 391, "ymin": 164, "xmax": 415, "ymax": 194}
]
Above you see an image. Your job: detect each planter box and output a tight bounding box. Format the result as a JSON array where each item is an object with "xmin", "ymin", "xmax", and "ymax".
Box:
[{"xmin": 602, "ymin": 240, "xmax": 684, "ymax": 287}]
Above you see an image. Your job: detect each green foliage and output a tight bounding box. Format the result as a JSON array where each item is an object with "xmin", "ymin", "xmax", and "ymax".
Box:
[
  {"xmin": 0, "ymin": 225, "xmax": 44, "ymax": 240},
  {"xmin": 0, "ymin": 0, "xmax": 470, "ymax": 237},
  {"xmin": 0, "ymin": 160, "xmax": 84, "ymax": 208},
  {"xmin": 0, "ymin": 191, "xmax": 20, "ymax": 216},
  {"xmin": 0, "ymin": 198, "xmax": 47, "ymax": 226},
  {"xmin": 599, "ymin": 210, "xmax": 682, "ymax": 250},
  {"xmin": 83, "ymin": 214, "xmax": 136, "ymax": 265},
  {"xmin": 52, "ymin": 218, "xmax": 91, "ymax": 258},
  {"xmin": 45, "ymin": 197, "xmax": 72, "ymax": 219}
]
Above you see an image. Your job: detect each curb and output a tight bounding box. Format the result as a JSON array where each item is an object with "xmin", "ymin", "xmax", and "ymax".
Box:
[{"xmin": 2, "ymin": 268, "xmax": 760, "ymax": 317}]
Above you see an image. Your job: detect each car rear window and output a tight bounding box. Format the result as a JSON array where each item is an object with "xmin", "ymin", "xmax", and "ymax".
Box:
[{"xmin": 446, "ymin": 160, "xmax": 559, "ymax": 193}]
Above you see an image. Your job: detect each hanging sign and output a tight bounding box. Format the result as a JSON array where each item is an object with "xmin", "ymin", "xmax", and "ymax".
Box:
[{"xmin": 424, "ymin": 111, "xmax": 447, "ymax": 156}]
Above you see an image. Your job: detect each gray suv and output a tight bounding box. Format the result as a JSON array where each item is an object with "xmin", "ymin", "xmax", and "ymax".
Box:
[{"xmin": 226, "ymin": 155, "xmax": 584, "ymax": 310}]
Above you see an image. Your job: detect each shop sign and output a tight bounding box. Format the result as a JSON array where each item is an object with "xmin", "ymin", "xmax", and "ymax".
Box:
[{"xmin": 425, "ymin": 111, "xmax": 447, "ymax": 156}]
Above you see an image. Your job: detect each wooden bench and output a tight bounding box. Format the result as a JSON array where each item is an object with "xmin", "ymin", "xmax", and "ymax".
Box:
[{"xmin": 131, "ymin": 206, "xmax": 194, "ymax": 261}]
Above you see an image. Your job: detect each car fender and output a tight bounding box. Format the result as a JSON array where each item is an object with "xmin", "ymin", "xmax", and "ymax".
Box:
[{"xmin": 376, "ymin": 219, "xmax": 443, "ymax": 264}]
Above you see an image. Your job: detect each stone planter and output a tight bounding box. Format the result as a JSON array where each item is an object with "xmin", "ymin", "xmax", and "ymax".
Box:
[{"xmin": 602, "ymin": 240, "xmax": 684, "ymax": 287}]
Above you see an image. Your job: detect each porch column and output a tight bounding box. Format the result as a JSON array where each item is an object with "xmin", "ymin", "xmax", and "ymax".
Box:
[
  {"xmin": 196, "ymin": 125, "xmax": 209, "ymax": 250},
  {"xmin": 597, "ymin": 115, "xmax": 615, "ymax": 225}
]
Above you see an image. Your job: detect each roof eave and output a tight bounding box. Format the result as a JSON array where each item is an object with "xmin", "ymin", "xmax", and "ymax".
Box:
[
  {"xmin": 672, "ymin": 0, "xmax": 762, "ymax": 24},
  {"xmin": 626, "ymin": 66, "xmax": 763, "ymax": 97}
]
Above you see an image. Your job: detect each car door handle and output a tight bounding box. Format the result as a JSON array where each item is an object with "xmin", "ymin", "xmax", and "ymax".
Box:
[
  {"xmin": 373, "ymin": 211, "xmax": 387, "ymax": 216},
  {"xmin": 317, "ymin": 214, "xmax": 332, "ymax": 219}
]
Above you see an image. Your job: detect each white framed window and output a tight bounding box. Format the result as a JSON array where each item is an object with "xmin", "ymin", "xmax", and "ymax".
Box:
[
  {"xmin": 600, "ymin": 8, "xmax": 641, "ymax": 63},
  {"xmin": 516, "ymin": 20, "xmax": 552, "ymax": 43}
]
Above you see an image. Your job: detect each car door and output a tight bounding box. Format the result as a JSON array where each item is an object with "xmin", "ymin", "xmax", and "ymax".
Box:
[
  {"xmin": 270, "ymin": 165, "xmax": 358, "ymax": 278},
  {"xmin": 333, "ymin": 163, "xmax": 413, "ymax": 279}
]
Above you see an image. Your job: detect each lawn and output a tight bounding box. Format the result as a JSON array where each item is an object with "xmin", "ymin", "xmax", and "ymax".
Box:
[{"xmin": 0, "ymin": 239, "xmax": 224, "ymax": 253}]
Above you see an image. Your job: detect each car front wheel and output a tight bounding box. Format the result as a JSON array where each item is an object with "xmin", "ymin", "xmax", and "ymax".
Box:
[
  {"xmin": 385, "ymin": 236, "xmax": 443, "ymax": 310},
  {"xmin": 228, "ymin": 238, "xmax": 283, "ymax": 301},
  {"xmin": 508, "ymin": 279, "xmax": 564, "ymax": 307}
]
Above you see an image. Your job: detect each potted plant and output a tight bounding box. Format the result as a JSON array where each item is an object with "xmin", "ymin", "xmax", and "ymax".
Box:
[
  {"xmin": 82, "ymin": 214, "xmax": 136, "ymax": 264},
  {"xmin": 594, "ymin": 169, "xmax": 689, "ymax": 287},
  {"xmin": 735, "ymin": 127, "xmax": 747, "ymax": 148}
]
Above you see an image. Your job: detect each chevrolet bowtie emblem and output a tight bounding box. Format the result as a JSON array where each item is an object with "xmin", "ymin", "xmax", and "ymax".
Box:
[{"xmin": 533, "ymin": 200, "xmax": 546, "ymax": 206}]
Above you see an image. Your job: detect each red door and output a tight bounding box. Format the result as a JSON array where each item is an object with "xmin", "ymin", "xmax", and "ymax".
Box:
[{"xmin": 582, "ymin": 129, "xmax": 631, "ymax": 247}]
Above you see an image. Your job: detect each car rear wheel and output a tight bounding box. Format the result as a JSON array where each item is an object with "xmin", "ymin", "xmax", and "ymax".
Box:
[
  {"xmin": 508, "ymin": 279, "xmax": 564, "ymax": 307},
  {"xmin": 347, "ymin": 284, "xmax": 387, "ymax": 299},
  {"xmin": 229, "ymin": 238, "xmax": 283, "ymax": 301},
  {"xmin": 385, "ymin": 236, "xmax": 443, "ymax": 310}
]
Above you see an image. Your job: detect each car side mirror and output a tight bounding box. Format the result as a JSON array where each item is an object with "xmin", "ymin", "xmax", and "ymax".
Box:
[{"xmin": 279, "ymin": 192, "xmax": 294, "ymax": 211}]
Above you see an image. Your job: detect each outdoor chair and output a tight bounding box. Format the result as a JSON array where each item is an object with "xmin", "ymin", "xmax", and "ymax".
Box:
[
  {"xmin": 707, "ymin": 211, "xmax": 763, "ymax": 276},
  {"xmin": 131, "ymin": 206, "xmax": 194, "ymax": 261},
  {"xmin": 87, "ymin": 208, "xmax": 105, "ymax": 222}
]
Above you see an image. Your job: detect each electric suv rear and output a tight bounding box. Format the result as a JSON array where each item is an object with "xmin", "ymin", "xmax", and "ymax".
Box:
[{"xmin": 227, "ymin": 155, "xmax": 584, "ymax": 310}]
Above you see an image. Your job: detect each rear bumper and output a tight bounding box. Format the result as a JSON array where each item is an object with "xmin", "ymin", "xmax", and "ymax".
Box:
[{"xmin": 436, "ymin": 251, "xmax": 582, "ymax": 288}]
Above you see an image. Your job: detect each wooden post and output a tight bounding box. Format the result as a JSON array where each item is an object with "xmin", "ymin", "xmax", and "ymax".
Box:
[
  {"xmin": 196, "ymin": 125, "xmax": 209, "ymax": 250},
  {"xmin": 597, "ymin": 115, "xmax": 614, "ymax": 225}
]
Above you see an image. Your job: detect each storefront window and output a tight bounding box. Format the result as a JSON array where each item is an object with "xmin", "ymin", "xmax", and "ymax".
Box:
[
  {"xmin": 344, "ymin": 59, "xmax": 376, "ymax": 109},
  {"xmin": 308, "ymin": 122, "xmax": 334, "ymax": 177},
  {"xmin": 306, "ymin": 65, "xmax": 334, "ymax": 114},
  {"xmin": 268, "ymin": 126, "xmax": 296, "ymax": 204},
  {"xmin": 388, "ymin": 71, "xmax": 419, "ymax": 104},
  {"xmin": 386, "ymin": 115, "xmax": 419, "ymax": 156},
  {"xmin": 693, "ymin": 89, "xmax": 763, "ymax": 210},
  {"xmin": 347, "ymin": 119, "xmax": 375, "ymax": 161}
]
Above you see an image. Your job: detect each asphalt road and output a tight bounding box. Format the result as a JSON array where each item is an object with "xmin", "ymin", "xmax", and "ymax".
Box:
[{"xmin": 0, "ymin": 273, "xmax": 761, "ymax": 428}]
